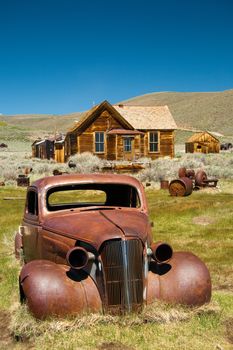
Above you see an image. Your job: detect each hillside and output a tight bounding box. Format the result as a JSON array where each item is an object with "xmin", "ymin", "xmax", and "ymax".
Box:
[
  {"xmin": 121, "ymin": 89, "xmax": 233, "ymax": 137},
  {"xmin": 1, "ymin": 90, "xmax": 233, "ymax": 141},
  {"xmin": 0, "ymin": 112, "xmax": 84, "ymax": 136}
]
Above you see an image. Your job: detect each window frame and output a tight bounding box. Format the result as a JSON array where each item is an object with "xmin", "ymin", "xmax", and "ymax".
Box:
[
  {"xmin": 123, "ymin": 137, "xmax": 132, "ymax": 152},
  {"xmin": 45, "ymin": 183, "xmax": 142, "ymax": 211},
  {"xmin": 148, "ymin": 131, "xmax": 160, "ymax": 153},
  {"xmin": 94, "ymin": 131, "xmax": 105, "ymax": 154},
  {"xmin": 25, "ymin": 189, "xmax": 39, "ymax": 218}
]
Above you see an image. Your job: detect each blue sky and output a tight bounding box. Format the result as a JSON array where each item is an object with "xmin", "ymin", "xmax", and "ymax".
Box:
[{"xmin": 0, "ymin": 0, "xmax": 233, "ymax": 114}]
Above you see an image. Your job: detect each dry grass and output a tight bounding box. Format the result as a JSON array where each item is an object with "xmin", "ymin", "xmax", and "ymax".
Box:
[
  {"xmin": 7, "ymin": 295, "xmax": 231, "ymax": 350},
  {"xmin": 10, "ymin": 301, "xmax": 220, "ymax": 341}
]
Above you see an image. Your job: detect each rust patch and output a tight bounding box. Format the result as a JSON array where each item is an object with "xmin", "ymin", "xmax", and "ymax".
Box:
[
  {"xmin": 225, "ymin": 317, "xmax": 233, "ymax": 344},
  {"xmin": 192, "ymin": 216, "xmax": 215, "ymax": 226},
  {"xmin": 98, "ymin": 342, "xmax": 135, "ymax": 350}
]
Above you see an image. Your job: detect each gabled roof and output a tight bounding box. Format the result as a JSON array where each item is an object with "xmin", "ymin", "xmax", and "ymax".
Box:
[
  {"xmin": 186, "ymin": 131, "xmax": 220, "ymax": 143},
  {"xmin": 67, "ymin": 101, "xmax": 177, "ymax": 134},
  {"xmin": 113, "ymin": 105, "xmax": 177, "ymax": 130},
  {"xmin": 67, "ymin": 100, "xmax": 133, "ymax": 134}
]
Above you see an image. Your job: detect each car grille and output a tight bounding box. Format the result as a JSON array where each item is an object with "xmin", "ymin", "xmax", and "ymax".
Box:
[{"xmin": 101, "ymin": 239, "xmax": 144, "ymax": 314}]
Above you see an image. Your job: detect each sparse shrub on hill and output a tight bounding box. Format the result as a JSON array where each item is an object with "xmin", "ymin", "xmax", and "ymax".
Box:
[
  {"xmin": 68, "ymin": 152, "xmax": 105, "ymax": 173},
  {"xmin": 1, "ymin": 142, "xmax": 233, "ymax": 184},
  {"xmin": 179, "ymin": 153, "xmax": 205, "ymax": 168},
  {"xmin": 137, "ymin": 152, "xmax": 233, "ymax": 183},
  {"xmin": 137, "ymin": 157, "xmax": 179, "ymax": 182},
  {"xmin": 32, "ymin": 159, "xmax": 58, "ymax": 175},
  {"xmin": 2, "ymin": 169, "xmax": 18, "ymax": 181}
]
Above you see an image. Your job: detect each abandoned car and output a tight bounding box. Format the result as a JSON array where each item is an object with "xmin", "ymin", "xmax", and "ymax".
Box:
[{"xmin": 15, "ymin": 174, "xmax": 211, "ymax": 319}]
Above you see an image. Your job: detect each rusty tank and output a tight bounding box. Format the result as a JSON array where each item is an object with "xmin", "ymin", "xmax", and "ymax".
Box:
[
  {"xmin": 15, "ymin": 174, "xmax": 211, "ymax": 319},
  {"xmin": 169, "ymin": 177, "xmax": 193, "ymax": 196}
]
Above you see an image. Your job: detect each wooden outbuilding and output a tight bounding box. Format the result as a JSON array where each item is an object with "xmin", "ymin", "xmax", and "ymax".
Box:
[
  {"xmin": 31, "ymin": 139, "xmax": 54, "ymax": 160},
  {"xmin": 185, "ymin": 132, "xmax": 220, "ymax": 154},
  {"xmin": 54, "ymin": 138, "xmax": 65, "ymax": 163},
  {"xmin": 64, "ymin": 100, "xmax": 177, "ymax": 162},
  {"xmin": 32, "ymin": 135, "xmax": 65, "ymax": 161}
]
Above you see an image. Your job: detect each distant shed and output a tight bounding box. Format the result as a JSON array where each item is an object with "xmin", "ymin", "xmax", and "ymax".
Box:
[
  {"xmin": 32, "ymin": 139, "xmax": 54, "ymax": 159},
  {"xmin": 185, "ymin": 131, "xmax": 220, "ymax": 154},
  {"xmin": 32, "ymin": 135, "xmax": 65, "ymax": 161}
]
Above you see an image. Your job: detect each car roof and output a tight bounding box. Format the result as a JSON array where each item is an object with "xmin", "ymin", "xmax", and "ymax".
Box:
[{"xmin": 31, "ymin": 173, "xmax": 143, "ymax": 191}]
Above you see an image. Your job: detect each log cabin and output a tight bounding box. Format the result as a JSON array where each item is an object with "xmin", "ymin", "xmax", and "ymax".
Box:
[
  {"xmin": 185, "ymin": 131, "xmax": 220, "ymax": 154},
  {"xmin": 64, "ymin": 100, "xmax": 177, "ymax": 162}
]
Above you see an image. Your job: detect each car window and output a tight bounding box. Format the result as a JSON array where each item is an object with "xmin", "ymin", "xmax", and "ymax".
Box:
[
  {"xmin": 48, "ymin": 189, "xmax": 106, "ymax": 206},
  {"xmin": 46, "ymin": 184, "xmax": 140, "ymax": 211},
  {"xmin": 26, "ymin": 190, "xmax": 38, "ymax": 216}
]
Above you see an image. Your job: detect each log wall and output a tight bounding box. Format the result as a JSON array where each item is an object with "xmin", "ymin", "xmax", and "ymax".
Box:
[
  {"xmin": 77, "ymin": 110, "xmax": 124, "ymax": 160},
  {"xmin": 143, "ymin": 130, "xmax": 174, "ymax": 159},
  {"xmin": 185, "ymin": 133, "xmax": 220, "ymax": 154},
  {"xmin": 65, "ymin": 109, "xmax": 175, "ymax": 161}
]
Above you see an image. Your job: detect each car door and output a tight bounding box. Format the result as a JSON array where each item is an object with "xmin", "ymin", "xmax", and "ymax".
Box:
[{"xmin": 22, "ymin": 188, "xmax": 41, "ymax": 262}]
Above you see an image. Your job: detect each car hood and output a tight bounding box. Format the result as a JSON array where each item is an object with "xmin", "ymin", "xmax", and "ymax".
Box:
[{"xmin": 42, "ymin": 209, "xmax": 149, "ymax": 250}]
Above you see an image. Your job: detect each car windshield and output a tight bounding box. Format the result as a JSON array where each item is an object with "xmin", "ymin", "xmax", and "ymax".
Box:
[{"xmin": 46, "ymin": 183, "xmax": 141, "ymax": 211}]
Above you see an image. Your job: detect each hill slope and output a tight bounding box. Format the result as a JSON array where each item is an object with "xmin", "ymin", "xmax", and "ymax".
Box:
[
  {"xmin": 1, "ymin": 90, "xmax": 233, "ymax": 139},
  {"xmin": 121, "ymin": 89, "xmax": 233, "ymax": 136},
  {"xmin": 0, "ymin": 112, "xmax": 84, "ymax": 136}
]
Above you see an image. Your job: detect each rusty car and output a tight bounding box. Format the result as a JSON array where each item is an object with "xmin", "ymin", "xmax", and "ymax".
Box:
[{"xmin": 15, "ymin": 174, "xmax": 211, "ymax": 319}]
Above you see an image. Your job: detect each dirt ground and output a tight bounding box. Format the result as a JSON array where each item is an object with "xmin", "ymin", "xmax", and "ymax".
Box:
[
  {"xmin": 225, "ymin": 318, "xmax": 233, "ymax": 344},
  {"xmin": 0, "ymin": 310, "xmax": 34, "ymax": 350},
  {"xmin": 0, "ymin": 310, "xmax": 16, "ymax": 349},
  {"xmin": 98, "ymin": 342, "xmax": 135, "ymax": 350},
  {"xmin": 192, "ymin": 215, "xmax": 216, "ymax": 225}
]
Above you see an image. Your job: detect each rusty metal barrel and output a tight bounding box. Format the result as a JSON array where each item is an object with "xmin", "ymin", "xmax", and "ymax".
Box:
[
  {"xmin": 160, "ymin": 180, "xmax": 169, "ymax": 190},
  {"xmin": 195, "ymin": 170, "xmax": 208, "ymax": 187},
  {"xmin": 169, "ymin": 177, "xmax": 193, "ymax": 196},
  {"xmin": 178, "ymin": 167, "xmax": 187, "ymax": 178},
  {"xmin": 178, "ymin": 167, "xmax": 195, "ymax": 179}
]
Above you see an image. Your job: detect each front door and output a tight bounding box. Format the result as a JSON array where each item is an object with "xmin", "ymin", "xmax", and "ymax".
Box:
[{"xmin": 123, "ymin": 137, "xmax": 134, "ymax": 161}]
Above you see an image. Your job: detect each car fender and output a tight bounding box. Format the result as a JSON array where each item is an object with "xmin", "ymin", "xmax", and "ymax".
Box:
[
  {"xmin": 147, "ymin": 251, "xmax": 211, "ymax": 306},
  {"xmin": 20, "ymin": 260, "xmax": 102, "ymax": 319}
]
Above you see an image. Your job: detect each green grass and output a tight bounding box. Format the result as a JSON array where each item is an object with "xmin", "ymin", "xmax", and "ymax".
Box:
[
  {"xmin": 0, "ymin": 183, "xmax": 232, "ymax": 349},
  {"xmin": 146, "ymin": 188, "xmax": 233, "ymax": 291},
  {"xmin": 0, "ymin": 123, "xmax": 31, "ymax": 143}
]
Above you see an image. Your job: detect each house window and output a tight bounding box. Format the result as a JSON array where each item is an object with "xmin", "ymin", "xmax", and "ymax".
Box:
[
  {"xmin": 149, "ymin": 131, "xmax": 159, "ymax": 152},
  {"xmin": 124, "ymin": 137, "xmax": 132, "ymax": 152},
  {"xmin": 95, "ymin": 132, "xmax": 105, "ymax": 153}
]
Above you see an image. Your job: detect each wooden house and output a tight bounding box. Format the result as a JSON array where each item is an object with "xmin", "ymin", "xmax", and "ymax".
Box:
[
  {"xmin": 185, "ymin": 132, "xmax": 220, "ymax": 154},
  {"xmin": 32, "ymin": 135, "xmax": 65, "ymax": 161},
  {"xmin": 64, "ymin": 100, "xmax": 177, "ymax": 162}
]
